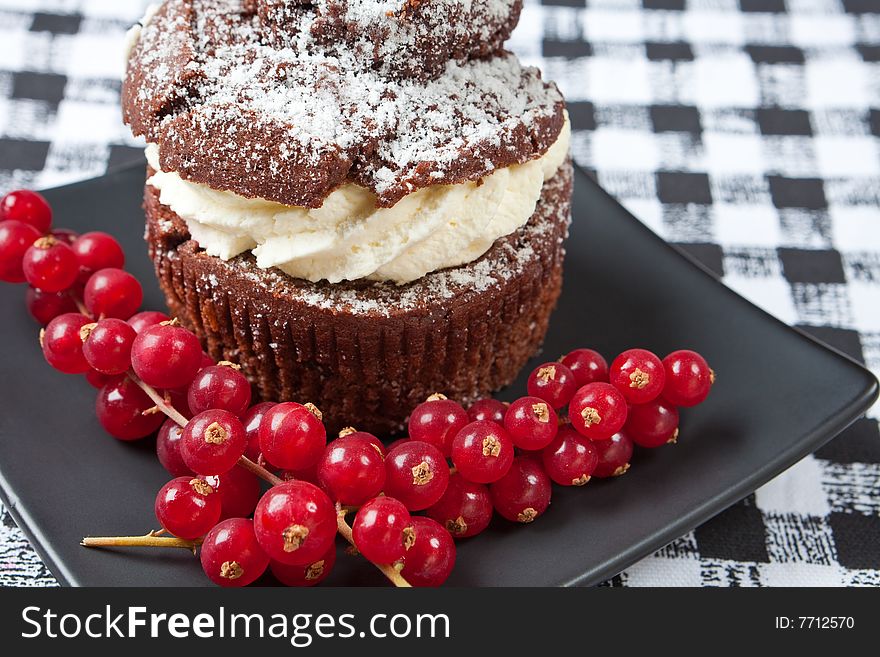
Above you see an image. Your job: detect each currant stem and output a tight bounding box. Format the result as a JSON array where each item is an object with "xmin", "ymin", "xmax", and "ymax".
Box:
[
  {"xmin": 128, "ymin": 371, "xmax": 189, "ymax": 427},
  {"xmin": 81, "ymin": 530, "xmax": 202, "ymax": 555},
  {"xmin": 238, "ymin": 455, "xmax": 283, "ymax": 486},
  {"xmin": 336, "ymin": 505, "xmax": 411, "ymax": 588}
]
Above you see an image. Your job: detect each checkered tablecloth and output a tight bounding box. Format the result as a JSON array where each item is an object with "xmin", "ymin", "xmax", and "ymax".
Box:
[{"xmin": 1, "ymin": 0, "xmax": 878, "ymax": 587}]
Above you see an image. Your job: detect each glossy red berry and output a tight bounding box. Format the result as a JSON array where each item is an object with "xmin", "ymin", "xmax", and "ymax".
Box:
[
  {"xmin": 259, "ymin": 402, "xmax": 327, "ymax": 471},
  {"xmin": 568, "ymin": 382, "xmax": 628, "ymax": 441},
  {"xmin": 561, "ymin": 348, "xmax": 609, "ymax": 386},
  {"xmin": 127, "ymin": 310, "xmax": 170, "ymax": 334},
  {"xmin": 662, "ymin": 349, "xmax": 714, "ymax": 407},
  {"xmin": 95, "ymin": 376, "xmax": 164, "ymax": 440},
  {"xmin": 200, "ymin": 466, "xmax": 262, "ymax": 520},
  {"xmin": 156, "ymin": 418, "xmax": 192, "ymax": 477},
  {"xmin": 41, "ymin": 312, "xmax": 91, "ymax": 374},
  {"xmin": 200, "ymin": 518, "xmax": 269, "ymax": 587},
  {"xmin": 383, "ymin": 440, "xmax": 450, "ymax": 511},
  {"xmin": 80, "ymin": 318, "xmax": 136, "ymax": 375},
  {"xmin": 85, "ymin": 368, "xmax": 118, "ymax": 390},
  {"xmin": 352, "ymin": 496, "xmax": 412, "ymax": 565},
  {"xmin": 400, "ymin": 517, "xmax": 456, "ymax": 587},
  {"xmin": 254, "ymin": 481, "xmax": 337, "ymax": 565},
  {"xmin": 450, "ymin": 421, "xmax": 514, "ymax": 484},
  {"xmin": 490, "ymin": 457, "xmax": 552, "ymax": 523},
  {"xmin": 426, "ymin": 473, "xmax": 493, "ymax": 539},
  {"xmin": 71, "ymin": 231, "xmax": 124, "ymax": 283},
  {"xmin": 593, "ymin": 432, "xmax": 635, "ymax": 478},
  {"xmin": 130, "ymin": 322, "xmax": 203, "ymax": 389},
  {"xmin": 22, "ymin": 237, "xmax": 78, "ymax": 292},
  {"xmin": 0, "ymin": 190, "xmax": 51, "ymax": 232},
  {"xmin": 83, "ymin": 268, "xmax": 142, "ymax": 319},
  {"xmin": 271, "ymin": 545, "xmax": 336, "ymax": 587},
  {"xmin": 0, "ymin": 220, "xmax": 41, "ymax": 283},
  {"xmin": 345, "ymin": 429, "xmax": 387, "ymax": 459},
  {"xmin": 408, "ymin": 394, "xmax": 468, "ymax": 457},
  {"xmin": 609, "ymin": 348, "xmax": 665, "ymax": 404},
  {"xmin": 527, "ymin": 362, "xmax": 578, "ymax": 409},
  {"xmin": 241, "ymin": 402, "xmax": 275, "ymax": 461},
  {"xmin": 316, "ymin": 435, "xmax": 385, "ymax": 506},
  {"xmin": 541, "ymin": 425, "xmax": 598, "ymax": 486},
  {"xmin": 625, "ymin": 399, "xmax": 680, "ymax": 448},
  {"xmin": 154, "ymin": 476, "xmax": 221, "ymax": 539},
  {"xmin": 50, "ymin": 228, "xmax": 77, "ymax": 245},
  {"xmin": 467, "ymin": 398, "xmax": 508, "ymax": 425},
  {"xmin": 187, "ymin": 363, "xmax": 252, "ymax": 416},
  {"xmin": 180, "ymin": 409, "xmax": 247, "ymax": 475},
  {"xmin": 25, "ymin": 287, "xmax": 76, "ymax": 325},
  {"xmin": 504, "ymin": 396, "xmax": 558, "ymax": 451}
]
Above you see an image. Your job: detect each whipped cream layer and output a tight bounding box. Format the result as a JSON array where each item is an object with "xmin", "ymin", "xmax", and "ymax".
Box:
[{"xmin": 146, "ymin": 115, "xmax": 570, "ymax": 285}]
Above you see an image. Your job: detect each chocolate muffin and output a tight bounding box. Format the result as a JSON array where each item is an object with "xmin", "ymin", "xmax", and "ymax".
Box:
[{"xmin": 123, "ymin": 0, "xmax": 572, "ymax": 435}]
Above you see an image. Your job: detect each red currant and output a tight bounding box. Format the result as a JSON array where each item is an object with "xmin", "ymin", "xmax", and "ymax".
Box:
[
  {"xmin": 242, "ymin": 402, "xmax": 275, "ymax": 461},
  {"xmin": 503, "ymin": 396, "xmax": 558, "ymax": 451},
  {"xmin": 127, "ymin": 310, "xmax": 169, "ymax": 334},
  {"xmin": 156, "ymin": 418, "xmax": 192, "ymax": 477},
  {"xmin": 0, "ymin": 190, "xmax": 51, "ymax": 232},
  {"xmin": 71, "ymin": 231, "xmax": 124, "ymax": 283},
  {"xmin": 154, "ymin": 476, "xmax": 221, "ymax": 539},
  {"xmin": 561, "ymin": 348, "xmax": 609, "ymax": 386},
  {"xmin": 200, "ymin": 466, "xmax": 262, "ymax": 520},
  {"xmin": 83, "ymin": 268, "xmax": 142, "ymax": 319},
  {"xmin": 85, "ymin": 368, "xmax": 118, "ymax": 389},
  {"xmin": 400, "ymin": 517, "xmax": 456, "ymax": 587},
  {"xmin": 200, "ymin": 518, "xmax": 269, "ymax": 587},
  {"xmin": 408, "ymin": 393, "xmax": 468, "ymax": 457},
  {"xmin": 568, "ymin": 382, "xmax": 628, "ymax": 441},
  {"xmin": 541, "ymin": 425, "xmax": 598, "ymax": 486},
  {"xmin": 95, "ymin": 376, "xmax": 164, "ymax": 440},
  {"xmin": 81, "ymin": 318, "xmax": 136, "ymax": 375},
  {"xmin": 490, "ymin": 457, "xmax": 552, "ymax": 523},
  {"xmin": 527, "ymin": 362, "xmax": 577, "ymax": 409},
  {"xmin": 426, "ymin": 473, "xmax": 493, "ymax": 539},
  {"xmin": 609, "ymin": 348, "xmax": 665, "ymax": 404},
  {"xmin": 316, "ymin": 435, "xmax": 385, "ymax": 506},
  {"xmin": 22, "ymin": 237, "xmax": 78, "ymax": 292},
  {"xmin": 271, "ymin": 545, "xmax": 336, "ymax": 587},
  {"xmin": 188, "ymin": 362, "xmax": 252, "ymax": 416},
  {"xmin": 259, "ymin": 402, "xmax": 327, "ymax": 471},
  {"xmin": 352, "ymin": 496, "xmax": 412, "ymax": 565},
  {"xmin": 0, "ymin": 220, "xmax": 41, "ymax": 283},
  {"xmin": 131, "ymin": 321, "xmax": 203, "ymax": 388},
  {"xmin": 625, "ymin": 399, "xmax": 680, "ymax": 448},
  {"xmin": 41, "ymin": 312, "xmax": 91, "ymax": 374},
  {"xmin": 50, "ymin": 228, "xmax": 78, "ymax": 245},
  {"xmin": 25, "ymin": 287, "xmax": 76, "ymax": 325},
  {"xmin": 467, "ymin": 398, "xmax": 508, "ymax": 425},
  {"xmin": 340, "ymin": 429, "xmax": 387, "ymax": 459},
  {"xmin": 662, "ymin": 349, "xmax": 714, "ymax": 407},
  {"xmin": 280, "ymin": 463, "xmax": 320, "ymax": 486},
  {"xmin": 180, "ymin": 409, "xmax": 247, "ymax": 475},
  {"xmin": 386, "ymin": 437, "xmax": 410, "ymax": 453},
  {"xmin": 593, "ymin": 431, "xmax": 634, "ymax": 478},
  {"xmin": 254, "ymin": 481, "xmax": 336, "ymax": 565},
  {"xmin": 383, "ymin": 440, "xmax": 450, "ymax": 511},
  {"xmin": 450, "ymin": 421, "xmax": 514, "ymax": 484}
]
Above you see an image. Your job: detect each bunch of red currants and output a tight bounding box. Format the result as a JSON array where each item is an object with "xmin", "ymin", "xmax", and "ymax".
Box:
[{"xmin": 1, "ymin": 188, "xmax": 714, "ymax": 588}]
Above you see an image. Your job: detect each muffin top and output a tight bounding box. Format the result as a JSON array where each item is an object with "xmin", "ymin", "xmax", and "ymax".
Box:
[
  {"xmin": 254, "ymin": 0, "xmax": 524, "ymax": 81},
  {"xmin": 123, "ymin": 0, "xmax": 565, "ymax": 208}
]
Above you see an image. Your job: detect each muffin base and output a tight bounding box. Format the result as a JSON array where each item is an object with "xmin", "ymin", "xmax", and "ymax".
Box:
[{"xmin": 144, "ymin": 161, "xmax": 572, "ymax": 436}]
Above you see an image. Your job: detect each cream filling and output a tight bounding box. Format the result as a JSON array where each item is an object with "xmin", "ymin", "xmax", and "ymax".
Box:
[{"xmin": 146, "ymin": 114, "xmax": 570, "ymax": 284}]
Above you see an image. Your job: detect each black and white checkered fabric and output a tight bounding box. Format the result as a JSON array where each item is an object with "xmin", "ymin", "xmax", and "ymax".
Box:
[{"xmin": 0, "ymin": 0, "xmax": 877, "ymax": 587}]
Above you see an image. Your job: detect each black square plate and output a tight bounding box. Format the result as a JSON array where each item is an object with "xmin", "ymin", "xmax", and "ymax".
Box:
[{"xmin": 0, "ymin": 163, "xmax": 876, "ymax": 586}]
